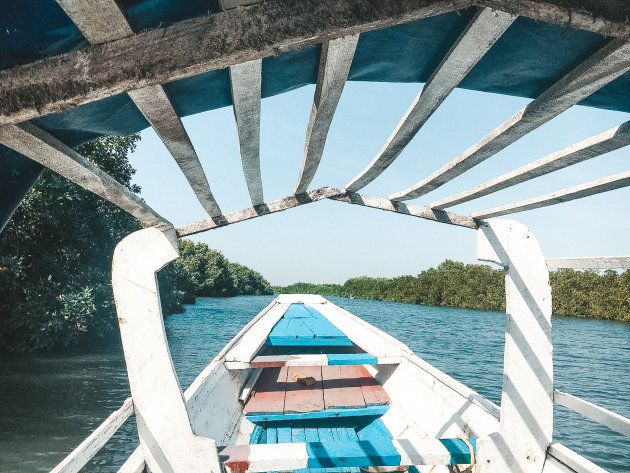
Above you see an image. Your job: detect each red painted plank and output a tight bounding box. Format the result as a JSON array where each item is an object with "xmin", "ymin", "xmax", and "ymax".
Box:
[
  {"xmin": 322, "ymin": 365, "xmax": 366, "ymax": 409},
  {"xmin": 243, "ymin": 367, "xmax": 288, "ymax": 414},
  {"xmin": 355, "ymin": 365, "xmax": 390, "ymax": 405},
  {"xmin": 285, "ymin": 366, "xmax": 325, "ymax": 413}
]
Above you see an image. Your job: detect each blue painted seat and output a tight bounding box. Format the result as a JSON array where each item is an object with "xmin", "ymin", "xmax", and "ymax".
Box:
[{"xmin": 265, "ymin": 304, "xmax": 354, "ymax": 346}]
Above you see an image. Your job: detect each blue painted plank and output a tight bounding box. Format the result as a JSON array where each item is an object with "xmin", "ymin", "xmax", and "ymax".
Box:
[
  {"xmin": 246, "ymin": 405, "xmax": 388, "ymax": 423},
  {"xmin": 249, "ymin": 425, "xmax": 264, "ymax": 444},
  {"xmin": 305, "ymin": 440, "xmax": 401, "ymax": 468},
  {"xmin": 305, "ymin": 428, "xmax": 320, "ymax": 442},
  {"xmin": 317, "ymin": 426, "xmax": 334, "ymax": 443},
  {"xmin": 326, "ymin": 354, "xmax": 378, "ymax": 365},
  {"xmin": 267, "ymin": 427, "xmax": 277, "ymax": 444},
  {"xmin": 439, "ymin": 438, "xmax": 476, "ymax": 465},
  {"xmin": 355, "ymin": 419, "xmax": 400, "ymax": 467},
  {"xmin": 267, "ymin": 337, "xmax": 354, "ymax": 346},
  {"xmin": 278, "ymin": 426, "xmax": 292, "ymax": 443},
  {"xmin": 266, "ymin": 303, "xmax": 354, "ymax": 346},
  {"xmin": 292, "ymin": 427, "xmax": 306, "ymax": 442}
]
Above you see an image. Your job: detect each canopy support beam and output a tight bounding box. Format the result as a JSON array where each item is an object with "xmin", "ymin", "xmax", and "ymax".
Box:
[
  {"xmin": 177, "ymin": 186, "xmax": 477, "ymax": 237},
  {"xmin": 389, "ymin": 37, "xmax": 630, "ymax": 201},
  {"xmin": 230, "ymin": 60, "xmax": 264, "ymax": 206},
  {"xmin": 0, "ymin": 0, "xmax": 471, "ymax": 127},
  {"xmin": 472, "ymin": 170, "xmax": 630, "ymax": 219},
  {"xmin": 345, "ymin": 7, "xmax": 515, "ymax": 192},
  {"xmin": 0, "ymin": 122, "xmax": 172, "ymax": 230},
  {"xmin": 432, "ymin": 120, "xmax": 630, "ymax": 209},
  {"xmin": 294, "ymin": 34, "xmax": 359, "ymax": 194},
  {"xmin": 57, "ymin": 0, "xmax": 223, "ymax": 218}
]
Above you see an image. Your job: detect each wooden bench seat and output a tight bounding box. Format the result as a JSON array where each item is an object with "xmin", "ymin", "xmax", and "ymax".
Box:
[{"xmin": 243, "ymin": 365, "xmax": 390, "ymax": 420}]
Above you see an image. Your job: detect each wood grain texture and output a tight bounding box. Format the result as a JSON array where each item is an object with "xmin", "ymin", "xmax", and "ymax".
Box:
[
  {"xmin": 472, "ymin": 170, "xmax": 630, "ymax": 218},
  {"xmin": 230, "ymin": 60, "xmax": 264, "ymax": 206},
  {"xmin": 57, "ymin": 0, "xmax": 223, "ymax": 218},
  {"xmin": 294, "ymin": 34, "xmax": 359, "ymax": 194},
  {"xmin": 0, "ymin": 0, "xmax": 467, "ymax": 126},
  {"xmin": 243, "ymin": 367, "xmax": 289, "ymax": 415},
  {"xmin": 129, "ymin": 86, "xmax": 222, "ymax": 216},
  {"xmin": 322, "ymin": 365, "xmax": 366, "ymax": 409},
  {"xmin": 432, "ymin": 119, "xmax": 630, "ymax": 209},
  {"xmin": 0, "ymin": 122, "xmax": 171, "ymax": 230},
  {"xmin": 345, "ymin": 7, "xmax": 515, "ymax": 192},
  {"xmin": 355, "ymin": 365, "xmax": 390, "ymax": 405},
  {"xmin": 390, "ymin": 37, "xmax": 630, "ymax": 201},
  {"xmin": 285, "ymin": 366, "xmax": 325, "ymax": 413}
]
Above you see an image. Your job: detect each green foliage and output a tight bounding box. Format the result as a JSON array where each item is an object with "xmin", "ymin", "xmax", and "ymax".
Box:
[
  {"xmin": 159, "ymin": 240, "xmax": 273, "ymax": 314},
  {"xmin": 276, "ymin": 261, "xmax": 630, "ymax": 321},
  {"xmin": 0, "ymin": 135, "xmax": 142, "ymax": 353}
]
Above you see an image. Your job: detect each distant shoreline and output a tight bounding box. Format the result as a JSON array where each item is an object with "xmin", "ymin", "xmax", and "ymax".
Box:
[{"xmin": 273, "ymin": 260, "xmax": 630, "ymax": 323}]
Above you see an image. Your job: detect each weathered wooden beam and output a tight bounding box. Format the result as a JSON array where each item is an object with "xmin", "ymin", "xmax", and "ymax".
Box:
[
  {"xmin": 554, "ymin": 389, "xmax": 630, "ymax": 437},
  {"xmin": 546, "ymin": 256, "xmax": 630, "ymax": 270},
  {"xmin": 329, "ymin": 191, "xmax": 479, "ymax": 229},
  {"xmin": 432, "ymin": 120, "xmax": 630, "ymax": 209},
  {"xmin": 230, "ymin": 60, "xmax": 264, "ymax": 206},
  {"xmin": 481, "ymin": 0, "xmax": 630, "ymax": 38},
  {"xmin": 129, "ymin": 86, "xmax": 223, "ymax": 216},
  {"xmin": 51, "ymin": 398, "xmax": 133, "ymax": 473},
  {"xmin": 345, "ymin": 7, "xmax": 515, "ymax": 193},
  {"xmin": 0, "ymin": 122, "xmax": 172, "ymax": 229},
  {"xmin": 294, "ymin": 34, "xmax": 359, "ymax": 194},
  {"xmin": 390, "ymin": 37, "xmax": 630, "ymax": 201},
  {"xmin": 58, "ymin": 0, "xmax": 223, "ymax": 218},
  {"xmin": 472, "ymin": 170, "xmax": 630, "ymax": 219},
  {"xmin": 0, "ymin": 0, "xmax": 470, "ymax": 126},
  {"xmin": 177, "ymin": 186, "xmax": 478, "ymax": 236},
  {"xmin": 56, "ymin": 0, "xmax": 133, "ymax": 44},
  {"xmin": 177, "ymin": 187, "xmax": 343, "ymax": 236}
]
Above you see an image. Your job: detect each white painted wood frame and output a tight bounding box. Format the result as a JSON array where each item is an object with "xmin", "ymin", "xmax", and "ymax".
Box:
[
  {"xmin": 546, "ymin": 256, "xmax": 630, "ymax": 269},
  {"xmin": 432, "ymin": 119, "xmax": 630, "ymax": 209},
  {"xmin": 345, "ymin": 7, "xmax": 515, "ymax": 192},
  {"xmin": 176, "ymin": 187, "xmax": 478, "ymax": 237},
  {"xmin": 554, "ymin": 389, "xmax": 630, "ymax": 437},
  {"xmin": 472, "ymin": 170, "xmax": 630, "ymax": 219},
  {"xmin": 112, "ymin": 227, "xmax": 220, "ymax": 473},
  {"xmin": 389, "ymin": 37, "xmax": 630, "ymax": 201},
  {"xmin": 476, "ymin": 220, "xmax": 553, "ymax": 473},
  {"xmin": 57, "ymin": 0, "xmax": 223, "ymax": 218},
  {"xmin": 0, "ymin": 122, "xmax": 172, "ymax": 230},
  {"xmin": 230, "ymin": 60, "xmax": 264, "ymax": 206},
  {"xmin": 128, "ymin": 86, "xmax": 223, "ymax": 216},
  {"xmin": 51, "ymin": 398, "xmax": 133, "ymax": 473},
  {"xmin": 547, "ymin": 443, "xmax": 609, "ymax": 473},
  {"xmin": 294, "ymin": 34, "xmax": 359, "ymax": 194}
]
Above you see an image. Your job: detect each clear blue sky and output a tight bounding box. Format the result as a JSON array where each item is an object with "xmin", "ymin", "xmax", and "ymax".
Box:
[{"xmin": 128, "ymin": 82, "xmax": 630, "ymax": 286}]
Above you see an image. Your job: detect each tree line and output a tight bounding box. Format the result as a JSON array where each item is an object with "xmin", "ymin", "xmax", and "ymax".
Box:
[
  {"xmin": 0, "ymin": 135, "xmax": 271, "ymax": 353},
  {"xmin": 275, "ymin": 259, "xmax": 630, "ymax": 322}
]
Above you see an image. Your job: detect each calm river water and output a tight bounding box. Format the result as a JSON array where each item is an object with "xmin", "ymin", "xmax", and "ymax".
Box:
[{"xmin": 1, "ymin": 296, "xmax": 629, "ymax": 472}]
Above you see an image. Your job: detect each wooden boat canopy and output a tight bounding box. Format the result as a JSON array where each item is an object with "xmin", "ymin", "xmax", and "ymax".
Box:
[{"xmin": 1, "ymin": 0, "xmax": 630, "ymax": 256}]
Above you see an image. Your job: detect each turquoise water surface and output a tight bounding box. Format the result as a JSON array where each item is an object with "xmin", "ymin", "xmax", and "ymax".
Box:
[{"xmin": 1, "ymin": 295, "xmax": 628, "ymax": 472}]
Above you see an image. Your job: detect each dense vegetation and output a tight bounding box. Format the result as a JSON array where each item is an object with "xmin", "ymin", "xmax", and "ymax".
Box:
[
  {"xmin": 0, "ymin": 136, "xmax": 143, "ymax": 352},
  {"xmin": 0, "ymin": 136, "xmax": 272, "ymax": 353},
  {"xmin": 158, "ymin": 240, "xmax": 273, "ymax": 315},
  {"xmin": 275, "ymin": 260, "xmax": 630, "ymax": 322}
]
